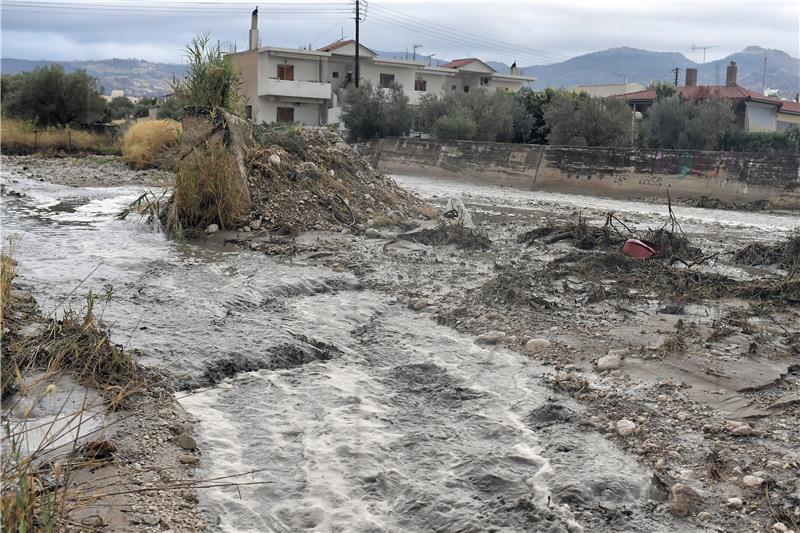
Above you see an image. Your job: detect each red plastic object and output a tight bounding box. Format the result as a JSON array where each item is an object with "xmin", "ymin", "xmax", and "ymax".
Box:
[{"xmin": 622, "ymin": 239, "xmax": 662, "ymax": 259}]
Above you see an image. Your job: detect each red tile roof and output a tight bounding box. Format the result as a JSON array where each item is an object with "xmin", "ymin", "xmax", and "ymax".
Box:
[
  {"xmin": 440, "ymin": 58, "xmax": 482, "ymax": 69},
  {"xmin": 318, "ymin": 39, "xmax": 355, "ymax": 52},
  {"xmin": 620, "ymin": 84, "xmax": 785, "ymax": 107},
  {"xmin": 780, "ymin": 100, "xmax": 800, "ymax": 115}
]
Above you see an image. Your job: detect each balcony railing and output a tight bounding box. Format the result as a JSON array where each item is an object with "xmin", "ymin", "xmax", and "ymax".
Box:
[{"xmin": 258, "ymin": 78, "xmax": 332, "ymax": 100}]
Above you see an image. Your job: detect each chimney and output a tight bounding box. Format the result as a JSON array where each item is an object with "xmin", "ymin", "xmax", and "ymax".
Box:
[
  {"xmin": 249, "ymin": 7, "xmax": 259, "ymax": 51},
  {"xmin": 685, "ymin": 68, "xmax": 697, "ymax": 87},
  {"xmin": 725, "ymin": 61, "xmax": 737, "ymax": 87},
  {"xmin": 510, "ymin": 60, "xmax": 519, "ymax": 76}
]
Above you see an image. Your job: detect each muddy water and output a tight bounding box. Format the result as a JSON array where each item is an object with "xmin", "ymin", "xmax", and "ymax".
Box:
[{"xmin": 11, "ymin": 169, "xmax": 797, "ymax": 531}]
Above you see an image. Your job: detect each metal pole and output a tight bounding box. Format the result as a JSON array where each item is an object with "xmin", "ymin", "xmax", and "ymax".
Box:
[{"xmin": 355, "ymin": 0, "xmax": 360, "ymax": 88}]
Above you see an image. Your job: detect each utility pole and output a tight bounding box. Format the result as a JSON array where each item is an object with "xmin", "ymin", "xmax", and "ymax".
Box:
[
  {"xmin": 672, "ymin": 67, "xmax": 680, "ymax": 86},
  {"xmin": 413, "ymin": 43, "xmax": 422, "ymax": 61},
  {"xmin": 355, "ymin": 0, "xmax": 360, "ymax": 87}
]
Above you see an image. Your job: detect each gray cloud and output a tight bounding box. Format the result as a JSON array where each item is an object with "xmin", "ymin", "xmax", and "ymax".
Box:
[{"xmin": 2, "ymin": 1, "xmax": 798, "ymax": 65}]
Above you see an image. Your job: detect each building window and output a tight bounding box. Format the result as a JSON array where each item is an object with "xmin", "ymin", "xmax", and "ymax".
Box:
[
  {"xmin": 451, "ymin": 85, "xmax": 457, "ymax": 91},
  {"xmin": 277, "ymin": 64, "xmax": 294, "ymax": 81},
  {"xmin": 379, "ymin": 73, "xmax": 395, "ymax": 88},
  {"xmin": 245, "ymin": 105, "xmax": 253, "ymax": 119},
  {"xmin": 463, "ymin": 86, "xmax": 470, "ymax": 93},
  {"xmin": 277, "ymin": 107, "xmax": 294, "ymax": 123},
  {"xmin": 414, "ymin": 79, "xmax": 427, "ymax": 92},
  {"xmin": 480, "ymin": 76, "xmax": 490, "ymax": 86},
  {"xmin": 332, "ymin": 71, "xmax": 339, "ymax": 78}
]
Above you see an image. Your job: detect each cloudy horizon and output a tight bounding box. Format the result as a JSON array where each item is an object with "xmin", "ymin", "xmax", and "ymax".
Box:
[{"xmin": 1, "ymin": 0, "xmax": 798, "ymax": 66}]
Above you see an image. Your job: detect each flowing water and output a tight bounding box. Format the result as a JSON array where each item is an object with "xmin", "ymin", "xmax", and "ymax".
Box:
[{"xmin": 7, "ymin": 168, "xmax": 795, "ymax": 531}]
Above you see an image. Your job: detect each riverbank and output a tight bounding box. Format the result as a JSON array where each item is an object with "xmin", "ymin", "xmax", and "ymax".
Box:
[
  {"xmin": 2, "ymin": 154, "xmax": 798, "ymax": 532},
  {"xmin": 1, "ymin": 283, "xmax": 206, "ymax": 530}
]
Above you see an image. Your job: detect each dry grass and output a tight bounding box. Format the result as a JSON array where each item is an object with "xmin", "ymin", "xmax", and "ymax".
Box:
[
  {"xmin": 166, "ymin": 143, "xmax": 247, "ymax": 236},
  {"xmin": 121, "ymin": 119, "xmax": 182, "ymax": 169},
  {"xmin": 0, "ymin": 118, "xmax": 120, "ymax": 155},
  {"xmin": 1, "ymin": 247, "xmax": 18, "ymax": 332}
]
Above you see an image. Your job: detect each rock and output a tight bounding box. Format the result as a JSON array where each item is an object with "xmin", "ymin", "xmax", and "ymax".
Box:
[
  {"xmin": 176, "ymin": 433, "xmax": 197, "ymax": 451},
  {"xmin": 475, "ymin": 331, "xmax": 506, "ymax": 345},
  {"xmin": 341, "ymin": 228, "xmax": 352, "ymax": 235},
  {"xmin": 772, "ymin": 523, "xmax": 788, "ymax": 532},
  {"xmin": 668, "ymin": 483, "xmax": 703, "ymax": 517},
  {"xmin": 726, "ymin": 497, "xmax": 743, "ymax": 509},
  {"xmin": 566, "ymin": 520, "xmax": 584, "ymax": 533},
  {"xmin": 205, "ymin": 223, "xmax": 219, "ymax": 234},
  {"xmin": 697, "ymin": 511, "xmax": 711, "ymax": 522},
  {"xmin": 268, "ymin": 154, "xmax": 280, "ymax": 166},
  {"xmin": 250, "ymin": 219, "xmax": 261, "ymax": 230},
  {"xmin": 181, "ymin": 490, "xmax": 199, "ymax": 503},
  {"xmin": 83, "ymin": 440, "xmax": 116, "ymax": 459},
  {"xmin": 596, "ymin": 351, "xmax": 622, "ymax": 371},
  {"xmin": 524, "ymin": 338, "xmax": 551, "ymax": 354},
  {"xmin": 483, "ymin": 311, "xmax": 500, "ymax": 320},
  {"xmin": 409, "ymin": 299, "xmax": 427, "ymax": 311},
  {"xmin": 730, "ymin": 423, "xmax": 754, "ymax": 436},
  {"xmin": 616, "ymin": 419, "xmax": 637, "ymax": 436},
  {"xmin": 81, "ymin": 516, "xmax": 106, "ymax": 527},
  {"xmin": 140, "ymin": 514, "xmax": 160, "ymax": 526},
  {"xmin": 503, "ymin": 336, "xmax": 518, "ymax": 344},
  {"xmin": 329, "ymin": 169, "xmax": 335, "ymax": 177},
  {"xmin": 240, "ymin": 226, "xmax": 251, "ymax": 233},
  {"xmin": 365, "ymin": 228, "xmax": 381, "ymax": 239},
  {"xmin": 742, "ymin": 475, "xmax": 764, "ymax": 487},
  {"xmin": 179, "ymin": 454, "xmax": 199, "ymax": 465}
]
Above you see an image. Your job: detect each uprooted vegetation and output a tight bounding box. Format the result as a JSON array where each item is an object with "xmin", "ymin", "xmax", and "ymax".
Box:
[
  {"xmin": 733, "ymin": 229, "xmax": 800, "ymax": 269},
  {"xmin": 121, "ymin": 119, "xmax": 182, "ymax": 169},
  {"xmin": 399, "ymin": 222, "xmax": 492, "ymax": 249}
]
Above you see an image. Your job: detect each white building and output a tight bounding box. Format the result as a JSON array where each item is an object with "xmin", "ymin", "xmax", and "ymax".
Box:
[{"xmin": 228, "ymin": 11, "xmax": 534, "ymax": 126}]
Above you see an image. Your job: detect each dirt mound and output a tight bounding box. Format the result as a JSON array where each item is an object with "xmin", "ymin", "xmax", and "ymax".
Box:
[{"xmin": 246, "ymin": 125, "xmax": 432, "ymax": 233}]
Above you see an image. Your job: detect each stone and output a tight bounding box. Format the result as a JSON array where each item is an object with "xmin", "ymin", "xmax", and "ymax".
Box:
[
  {"xmin": 697, "ymin": 511, "xmax": 711, "ymax": 522},
  {"xmin": 668, "ymin": 483, "xmax": 703, "ymax": 517},
  {"xmin": 483, "ymin": 311, "xmax": 500, "ymax": 320},
  {"xmin": 250, "ymin": 219, "xmax": 261, "ymax": 230},
  {"xmin": 140, "ymin": 514, "xmax": 160, "ymax": 526},
  {"xmin": 726, "ymin": 497, "xmax": 743, "ymax": 509},
  {"xmin": 524, "ymin": 338, "xmax": 551, "ymax": 354},
  {"xmin": 268, "ymin": 154, "xmax": 280, "ymax": 166},
  {"xmin": 341, "ymin": 228, "xmax": 352, "ymax": 235},
  {"xmin": 240, "ymin": 226, "xmax": 251, "ymax": 233},
  {"xmin": 329, "ymin": 169, "xmax": 335, "ymax": 177},
  {"xmin": 772, "ymin": 523, "xmax": 788, "ymax": 532},
  {"xmin": 365, "ymin": 228, "xmax": 381, "ymax": 239},
  {"xmin": 730, "ymin": 424, "xmax": 754, "ymax": 436},
  {"xmin": 742, "ymin": 475, "xmax": 764, "ymax": 487},
  {"xmin": 616, "ymin": 419, "xmax": 637, "ymax": 436},
  {"xmin": 475, "ymin": 331, "xmax": 506, "ymax": 345},
  {"xmin": 410, "ymin": 299, "xmax": 427, "ymax": 311},
  {"xmin": 596, "ymin": 351, "xmax": 622, "ymax": 371},
  {"xmin": 176, "ymin": 433, "xmax": 197, "ymax": 451},
  {"xmin": 205, "ymin": 223, "xmax": 219, "ymax": 234},
  {"xmin": 83, "ymin": 440, "xmax": 116, "ymax": 459},
  {"xmin": 179, "ymin": 454, "xmax": 199, "ymax": 465}
]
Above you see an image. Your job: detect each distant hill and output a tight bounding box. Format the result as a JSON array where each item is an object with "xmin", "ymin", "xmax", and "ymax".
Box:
[
  {"xmin": 1, "ymin": 58, "xmax": 184, "ymax": 97},
  {"xmin": 3, "ymin": 46, "xmax": 797, "ymax": 99},
  {"xmin": 508, "ymin": 46, "xmax": 799, "ymax": 97}
]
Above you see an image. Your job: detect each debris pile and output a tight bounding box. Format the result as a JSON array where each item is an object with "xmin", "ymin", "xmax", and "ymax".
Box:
[
  {"xmin": 245, "ymin": 126, "xmax": 433, "ymax": 233},
  {"xmin": 734, "ymin": 229, "xmax": 800, "ymax": 269}
]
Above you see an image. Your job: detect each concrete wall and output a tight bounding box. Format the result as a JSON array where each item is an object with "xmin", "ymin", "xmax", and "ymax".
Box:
[
  {"xmin": 359, "ymin": 138, "xmax": 800, "ymax": 204},
  {"xmin": 258, "ymin": 97, "xmax": 321, "ymax": 126}
]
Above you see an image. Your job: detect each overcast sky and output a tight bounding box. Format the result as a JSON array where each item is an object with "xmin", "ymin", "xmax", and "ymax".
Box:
[{"xmin": 1, "ymin": 0, "xmax": 798, "ymax": 65}]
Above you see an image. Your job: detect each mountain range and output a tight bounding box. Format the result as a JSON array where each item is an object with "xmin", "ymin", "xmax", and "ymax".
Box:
[{"xmin": 2, "ymin": 46, "xmax": 797, "ymax": 98}]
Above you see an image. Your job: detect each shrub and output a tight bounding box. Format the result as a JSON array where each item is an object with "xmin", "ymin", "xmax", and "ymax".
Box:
[
  {"xmin": 166, "ymin": 144, "xmax": 247, "ymax": 235},
  {"xmin": 432, "ymin": 114, "xmax": 478, "ymax": 140},
  {"xmin": 121, "ymin": 119, "xmax": 182, "ymax": 169},
  {"xmin": 544, "ymin": 91, "xmax": 632, "ymax": 147},
  {"xmin": 0, "ymin": 118, "xmax": 120, "ymax": 155},
  {"xmin": 174, "ymin": 33, "xmax": 242, "ymax": 113},
  {"xmin": 341, "ymin": 81, "xmax": 412, "ymax": 141}
]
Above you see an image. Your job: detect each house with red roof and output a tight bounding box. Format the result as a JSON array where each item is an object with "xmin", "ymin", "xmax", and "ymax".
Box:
[
  {"xmin": 620, "ymin": 62, "xmax": 800, "ymax": 133},
  {"xmin": 226, "ymin": 12, "xmax": 534, "ymax": 126}
]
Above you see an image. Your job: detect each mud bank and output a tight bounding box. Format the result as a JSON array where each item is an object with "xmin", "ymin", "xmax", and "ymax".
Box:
[
  {"xmin": 3, "ymin": 156, "xmax": 799, "ymax": 532},
  {"xmin": 1, "ymin": 155, "xmax": 171, "ymax": 188},
  {"xmin": 1, "ymin": 283, "xmax": 208, "ymax": 531}
]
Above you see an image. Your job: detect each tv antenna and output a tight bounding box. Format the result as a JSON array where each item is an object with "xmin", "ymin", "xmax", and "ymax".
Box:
[{"xmin": 691, "ymin": 44, "xmax": 719, "ymax": 64}]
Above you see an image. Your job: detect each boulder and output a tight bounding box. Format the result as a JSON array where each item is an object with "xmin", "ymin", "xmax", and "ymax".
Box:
[
  {"xmin": 596, "ymin": 351, "xmax": 622, "ymax": 371},
  {"xmin": 524, "ymin": 338, "xmax": 551, "ymax": 354},
  {"xmin": 475, "ymin": 331, "xmax": 506, "ymax": 345},
  {"xmin": 616, "ymin": 419, "xmax": 637, "ymax": 436}
]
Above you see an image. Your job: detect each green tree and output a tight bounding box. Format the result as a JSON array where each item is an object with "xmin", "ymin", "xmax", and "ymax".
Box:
[
  {"xmin": 432, "ymin": 114, "xmax": 478, "ymax": 140},
  {"xmin": 157, "ymin": 96, "xmax": 183, "ymax": 120},
  {"xmin": 106, "ymin": 96, "xmax": 136, "ymax": 120},
  {"xmin": 640, "ymin": 96, "xmax": 735, "ymax": 150},
  {"xmin": 512, "ymin": 88, "xmax": 555, "ymax": 144},
  {"xmin": 1, "ymin": 66, "xmax": 106, "ymax": 127},
  {"xmin": 415, "ymin": 88, "xmax": 522, "ymax": 142},
  {"xmin": 341, "ymin": 81, "xmax": 412, "ymax": 141},
  {"xmin": 649, "ymin": 81, "xmax": 677, "ymax": 100},
  {"xmin": 543, "ymin": 91, "xmax": 632, "ymax": 147}
]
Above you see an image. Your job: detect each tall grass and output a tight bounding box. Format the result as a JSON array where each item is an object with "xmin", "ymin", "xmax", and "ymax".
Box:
[
  {"xmin": 0, "ymin": 118, "xmax": 120, "ymax": 155},
  {"xmin": 121, "ymin": 119, "xmax": 182, "ymax": 169},
  {"xmin": 1, "ymin": 236, "xmax": 20, "ymax": 332},
  {"xmin": 166, "ymin": 144, "xmax": 247, "ymax": 235}
]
